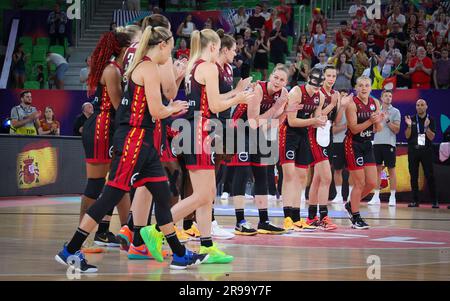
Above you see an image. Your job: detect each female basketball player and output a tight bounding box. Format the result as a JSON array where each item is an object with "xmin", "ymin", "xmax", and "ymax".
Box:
[
  {"xmin": 230, "ymin": 64, "xmax": 292, "ymax": 236},
  {"xmin": 280, "ymin": 68, "xmax": 328, "ymax": 232},
  {"xmin": 141, "ymin": 29, "xmax": 253, "ymax": 264},
  {"xmin": 80, "ymin": 30, "xmax": 132, "ymax": 248},
  {"xmin": 56, "ymin": 26, "xmax": 207, "ymax": 272},
  {"xmin": 344, "ymin": 75, "xmax": 383, "ymax": 229}
]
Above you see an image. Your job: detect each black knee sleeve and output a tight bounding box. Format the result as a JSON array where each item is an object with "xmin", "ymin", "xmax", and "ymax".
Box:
[
  {"xmin": 231, "ymin": 166, "xmax": 251, "ymax": 197},
  {"xmin": 252, "ymin": 166, "xmax": 268, "ymax": 196},
  {"xmin": 145, "ymin": 182, "xmax": 173, "ymax": 226},
  {"xmin": 86, "ymin": 186, "xmax": 125, "ymax": 224},
  {"xmin": 106, "ymin": 207, "xmax": 114, "ymax": 216},
  {"xmin": 84, "ymin": 178, "xmax": 106, "ymax": 200}
]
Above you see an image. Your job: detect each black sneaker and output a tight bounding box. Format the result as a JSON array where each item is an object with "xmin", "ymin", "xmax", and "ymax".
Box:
[
  {"xmin": 257, "ymin": 221, "xmax": 286, "ymax": 235},
  {"xmin": 345, "ymin": 201, "xmax": 353, "ymax": 219},
  {"xmin": 351, "ymin": 216, "xmax": 370, "ymax": 230},
  {"xmin": 94, "ymin": 232, "xmax": 121, "ymax": 247},
  {"xmin": 234, "ymin": 220, "xmax": 257, "ymax": 236},
  {"xmin": 432, "ymin": 202, "xmax": 439, "ymax": 209}
]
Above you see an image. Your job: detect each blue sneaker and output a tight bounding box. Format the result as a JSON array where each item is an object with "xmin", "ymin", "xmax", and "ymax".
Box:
[
  {"xmin": 169, "ymin": 249, "xmax": 209, "ymax": 270},
  {"xmin": 55, "ymin": 244, "xmax": 98, "ymax": 273}
]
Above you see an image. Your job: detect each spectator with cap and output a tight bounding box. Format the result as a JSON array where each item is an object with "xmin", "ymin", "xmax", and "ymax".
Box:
[
  {"xmin": 73, "ymin": 102, "xmax": 94, "ymax": 136},
  {"xmin": 409, "ymin": 46, "xmax": 433, "ymax": 89},
  {"xmin": 405, "ymin": 99, "xmax": 439, "ymax": 208},
  {"xmin": 10, "ymin": 91, "xmax": 41, "ymax": 136}
]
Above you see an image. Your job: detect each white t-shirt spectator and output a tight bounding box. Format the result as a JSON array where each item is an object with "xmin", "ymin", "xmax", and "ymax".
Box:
[
  {"xmin": 348, "ymin": 5, "xmax": 366, "ymax": 17},
  {"xmin": 233, "ymin": 13, "xmax": 249, "ymax": 33},
  {"xmin": 46, "ymin": 53, "xmax": 67, "ymax": 67},
  {"xmin": 388, "ymin": 14, "xmax": 406, "ymax": 26}
]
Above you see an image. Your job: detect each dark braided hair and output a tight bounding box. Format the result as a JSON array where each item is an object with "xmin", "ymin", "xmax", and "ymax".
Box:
[{"xmin": 87, "ymin": 31, "xmax": 131, "ymax": 96}]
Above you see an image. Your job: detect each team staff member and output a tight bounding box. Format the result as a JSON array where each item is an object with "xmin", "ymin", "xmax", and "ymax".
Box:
[
  {"xmin": 10, "ymin": 91, "xmax": 41, "ymax": 136},
  {"xmin": 405, "ymin": 99, "xmax": 439, "ymax": 208},
  {"xmin": 368, "ymin": 90, "xmax": 401, "ymax": 207}
]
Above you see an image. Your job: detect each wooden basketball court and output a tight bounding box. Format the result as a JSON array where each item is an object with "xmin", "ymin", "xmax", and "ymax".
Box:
[{"xmin": 1, "ymin": 195, "xmax": 449, "ymax": 281}]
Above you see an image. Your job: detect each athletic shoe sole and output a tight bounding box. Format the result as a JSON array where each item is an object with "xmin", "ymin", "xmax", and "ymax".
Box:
[
  {"xmin": 257, "ymin": 229, "xmax": 286, "ymax": 235},
  {"xmin": 54, "ymin": 255, "xmax": 98, "ymax": 273},
  {"xmin": 351, "ymin": 224, "xmax": 370, "ymax": 230},
  {"xmin": 169, "ymin": 254, "xmax": 210, "ymax": 270},
  {"xmin": 234, "ymin": 230, "xmax": 257, "ymax": 236},
  {"xmin": 94, "ymin": 241, "xmax": 121, "ymax": 247}
]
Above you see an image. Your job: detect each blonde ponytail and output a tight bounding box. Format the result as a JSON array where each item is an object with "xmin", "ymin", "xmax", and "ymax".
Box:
[{"xmin": 185, "ymin": 29, "xmax": 220, "ymax": 82}]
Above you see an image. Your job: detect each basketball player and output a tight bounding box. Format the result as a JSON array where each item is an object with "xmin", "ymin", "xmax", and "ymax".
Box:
[
  {"xmin": 56, "ymin": 26, "xmax": 207, "ymax": 272},
  {"xmin": 344, "ymin": 76, "xmax": 383, "ymax": 229}
]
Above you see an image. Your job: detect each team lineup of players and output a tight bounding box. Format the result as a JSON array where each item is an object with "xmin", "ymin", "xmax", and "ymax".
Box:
[{"xmin": 55, "ymin": 14, "xmax": 387, "ymax": 273}]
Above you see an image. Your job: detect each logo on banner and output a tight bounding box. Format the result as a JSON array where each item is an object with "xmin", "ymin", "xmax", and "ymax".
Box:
[
  {"xmin": 17, "ymin": 142, "xmax": 57, "ymax": 189},
  {"xmin": 66, "ymin": 0, "xmax": 81, "ymax": 20}
]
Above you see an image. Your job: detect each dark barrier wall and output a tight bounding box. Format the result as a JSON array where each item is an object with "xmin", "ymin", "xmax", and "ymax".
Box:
[{"xmin": 0, "ymin": 134, "xmax": 86, "ymax": 196}]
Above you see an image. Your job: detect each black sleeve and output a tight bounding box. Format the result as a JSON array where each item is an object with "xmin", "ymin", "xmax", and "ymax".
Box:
[
  {"xmin": 429, "ymin": 117, "xmax": 436, "ymax": 133},
  {"xmin": 73, "ymin": 116, "xmax": 83, "ymax": 136}
]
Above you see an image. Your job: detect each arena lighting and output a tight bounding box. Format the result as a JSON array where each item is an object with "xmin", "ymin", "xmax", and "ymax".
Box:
[{"xmin": 1, "ymin": 118, "xmax": 11, "ymax": 133}]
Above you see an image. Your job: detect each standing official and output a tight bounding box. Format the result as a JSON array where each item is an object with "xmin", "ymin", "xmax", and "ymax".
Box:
[{"xmin": 405, "ymin": 99, "xmax": 439, "ymax": 208}]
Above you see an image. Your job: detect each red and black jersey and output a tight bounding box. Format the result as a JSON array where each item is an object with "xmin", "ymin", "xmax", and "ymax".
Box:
[
  {"xmin": 184, "ymin": 59, "xmax": 213, "ymax": 121},
  {"xmin": 345, "ymin": 96, "xmax": 377, "ymax": 143},
  {"xmin": 217, "ymin": 63, "xmax": 234, "ymax": 122},
  {"xmin": 116, "ymin": 56, "xmax": 156, "ymax": 129},
  {"xmin": 286, "ymin": 84, "xmax": 321, "ymax": 135},
  {"xmin": 231, "ymin": 81, "xmax": 281, "ymax": 125},
  {"xmin": 321, "ymin": 87, "xmax": 337, "ymax": 122},
  {"xmin": 123, "ymin": 42, "xmax": 139, "ymax": 73},
  {"xmin": 92, "ymin": 61, "xmax": 122, "ymax": 115}
]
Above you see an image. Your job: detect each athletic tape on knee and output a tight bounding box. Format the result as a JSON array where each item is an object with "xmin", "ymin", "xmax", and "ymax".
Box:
[{"xmin": 84, "ymin": 178, "xmax": 106, "ymax": 200}]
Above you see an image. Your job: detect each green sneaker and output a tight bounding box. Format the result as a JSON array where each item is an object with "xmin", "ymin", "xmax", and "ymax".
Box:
[
  {"xmin": 141, "ymin": 224, "xmax": 164, "ymax": 262},
  {"xmin": 199, "ymin": 243, "xmax": 234, "ymax": 264}
]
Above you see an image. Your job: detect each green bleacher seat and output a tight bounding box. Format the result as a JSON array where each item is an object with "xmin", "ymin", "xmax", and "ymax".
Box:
[
  {"xmin": 287, "ymin": 36, "xmax": 293, "ymax": 52},
  {"xmin": 32, "ymin": 45, "xmax": 48, "ymax": 63},
  {"xmin": 24, "ymin": 81, "xmax": 40, "ymax": 90},
  {"xmin": 36, "ymin": 37, "xmax": 50, "ymax": 48},
  {"xmin": 49, "ymin": 45, "xmax": 65, "ymax": 57},
  {"xmin": 19, "ymin": 36, "xmax": 33, "ymax": 48}
]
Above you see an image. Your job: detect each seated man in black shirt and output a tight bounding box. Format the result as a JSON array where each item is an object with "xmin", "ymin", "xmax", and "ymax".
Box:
[
  {"xmin": 387, "ymin": 22, "xmax": 408, "ymax": 54},
  {"xmin": 73, "ymin": 102, "xmax": 93, "ymax": 136},
  {"xmin": 404, "ymin": 99, "xmax": 439, "ymax": 208}
]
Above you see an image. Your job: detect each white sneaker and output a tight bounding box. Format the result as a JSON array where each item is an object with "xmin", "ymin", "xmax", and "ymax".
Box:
[
  {"xmin": 388, "ymin": 195, "xmax": 396, "ymax": 207},
  {"xmin": 211, "ymin": 220, "xmax": 235, "ymax": 240},
  {"xmin": 221, "ymin": 192, "xmax": 229, "ymax": 200},
  {"xmin": 368, "ymin": 196, "xmax": 381, "ymax": 205},
  {"xmin": 331, "ymin": 196, "xmax": 344, "ymax": 204},
  {"xmin": 245, "ymin": 193, "xmax": 254, "ymax": 199}
]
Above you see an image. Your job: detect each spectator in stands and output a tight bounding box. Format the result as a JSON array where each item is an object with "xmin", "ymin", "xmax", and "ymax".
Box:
[
  {"xmin": 253, "ymin": 29, "xmax": 269, "ymax": 80},
  {"xmin": 12, "ymin": 43, "xmax": 27, "ymax": 89},
  {"xmin": 203, "ymin": 17, "xmax": 214, "ymax": 30},
  {"xmin": 311, "ymin": 23, "xmax": 326, "ymax": 65},
  {"xmin": 296, "ymin": 34, "xmax": 314, "ymax": 66},
  {"xmin": 313, "ymin": 51, "xmax": 328, "ymax": 71},
  {"xmin": 426, "ymin": 42, "xmax": 436, "ymax": 61},
  {"xmin": 409, "ymin": 46, "xmax": 433, "ymax": 89},
  {"xmin": 434, "ymin": 35, "xmax": 447, "ymax": 53},
  {"xmin": 412, "ymin": 22, "xmax": 427, "ymax": 47},
  {"xmin": 36, "ymin": 65, "xmax": 45, "ymax": 89},
  {"xmin": 47, "ymin": 51, "xmax": 69, "ymax": 90},
  {"xmin": 289, "ymin": 52, "xmax": 310, "ymax": 87},
  {"xmin": 309, "ymin": 8, "xmax": 327, "ymax": 35},
  {"xmin": 80, "ymin": 56, "xmax": 90, "ymax": 91},
  {"xmin": 110, "ymin": 22, "xmax": 117, "ymax": 32},
  {"xmin": 323, "ymin": 35, "xmax": 336, "ymax": 58},
  {"xmin": 433, "ymin": 48, "xmax": 450, "ymax": 89},
  {"xmin": 127, "ymin": 0, "xmax": 140, "ymax": 11},
  {"xmin": 348, "ymin": 0, "xmax": 366, "ymax": 18},
  {"xmin": 73, "ymin": 102, "xmax": 94, "ymax": 136},
  {"xmin": 261, "ymin": 3, "xmax": 271, "ymax": 21},
  {"xmin": 176, "ymin": 14, "xmax": 196, "ymax": 44},
  {"xmin": 417, "ymin": 9, "xmax": 427, "ymax": 26},
  {"xmin": 366, "ymin": 33, "xmax": 382, "ymax": 55},
  {"xmin": 236, "ymin": 35, "xmax": 252, "ymax": 78},
  {"xmin": 248, "ymin": 4, "xmax": 266, "ymax": 31},
  {"xmin": 391, "ymin": 52, "xmax": 410, "ymax": 89},
  {"xmin": 406, "ymin": 43, "xmax": 418, "ymax": 65},
  {"xmin": 275, "ymin": 0, "xmax": 292, "ymax": 26},
  {"xmin": 269, "ymin": 20, "xmax": 287, "ymax": 65},
  {"xmin": 243, "ymin": 27, "xmax": 255, "ymax": 50},
  {"xmin": 405, "ymin": 2, "xmax": 417, "ymax": 19},
  {"xmin": 176, "ymin": 38, "xmax": 190, "ymax": 60},
  {"xmin": 387, "ymin": 22, "xmax": 409, "ymax": 54},
  {"xmin": 233, "ymin": 6, "xmax": 249, "ymax": 35},
  {"xmin": 405, "ymin": 14, "xmax": 419, "ymax": 37},
  {"xmin": 47, "ymin": 3, "xmax": 68, "ymax": 46},
  {"xmin": 10, "ymin": 90, "xmax": 40, "ymax": 136},
  {"xmin": 351, "ymin": 8, "xmax": 367, "ymax": 31},
  {"xmin": 352, "ymin": 22, "xmax": 368, "ymax": 47},
  {"xmin": 335, "ymin": 21, "xmax": 353, "ymax": 48},
  {"xmin": 265, "ymin": 9, "xmax": 281, "ymax": 34},
  {"xmin": 380, "ymin": 38, "xmax": 400, "ymax": 78},
  {"xmin": 354, "ymin": 42, "xmax": 370, "ymax": 78},
  {"xmin": 38, "ymin": 106, "xmax": 60, "ymax": 136},
  {"xmin": 388, "ymin": 5, "xmax": 406, "ymax": 27},
  {"xmin": 334, "ymin": 53, "xmax": 353, "ymax": 91},
  {"xmin": 435, "ymin": 12, "xmax": 449, "ymax": 36}
]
